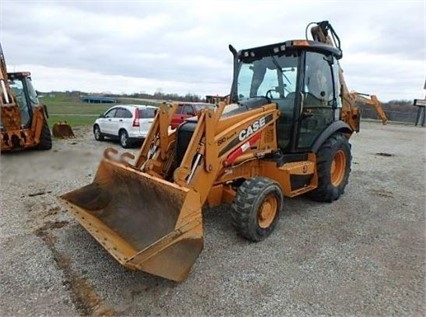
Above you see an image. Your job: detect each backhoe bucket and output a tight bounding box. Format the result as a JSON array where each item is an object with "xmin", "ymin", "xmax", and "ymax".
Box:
[
  {"xmin": 52, "ymin": 121, "xmax": 75, "ymax": 138},
  {"xmin": 59, "ymin": 159, "xmax": 203, "ymax": 282}
]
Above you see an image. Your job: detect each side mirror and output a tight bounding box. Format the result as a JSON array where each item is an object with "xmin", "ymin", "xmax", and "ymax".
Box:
[{"xmin": 99, "ymin": 114, "xmax": 105, "ymax": 118}]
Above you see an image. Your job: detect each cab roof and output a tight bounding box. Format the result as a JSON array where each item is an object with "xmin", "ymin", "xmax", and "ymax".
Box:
[{"xmin": 238, "ymin": 39, "xmax": 342, "ymax": 61}]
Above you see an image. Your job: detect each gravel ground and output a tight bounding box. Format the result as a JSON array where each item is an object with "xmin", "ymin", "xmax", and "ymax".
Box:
[{"xmin": 0, "ymin": 121, "xmax": 425, "ymax": 316}]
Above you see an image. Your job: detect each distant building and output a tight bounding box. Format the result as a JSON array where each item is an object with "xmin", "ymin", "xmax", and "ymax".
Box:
[{"xmin": 81, "ymin": 95, "xmax": 116, "ymax": 103}]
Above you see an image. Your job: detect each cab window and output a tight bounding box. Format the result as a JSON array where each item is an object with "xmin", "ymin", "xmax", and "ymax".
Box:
[
  {"xmin": 303, "ymin": 52, "xmax": 334, "ymax": 106},
  {"xmin": 9, "ymin": 78, "xmax": 31, "ymax": 127},
  {"xmin": 237, "ymin": 54, "xmax": 298, "ymax": 101}
]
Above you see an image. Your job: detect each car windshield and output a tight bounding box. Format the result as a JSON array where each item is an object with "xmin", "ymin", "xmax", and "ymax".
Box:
[{"xmin": 139, "ymin": 108, "xmax": 157, "ymax": 118}]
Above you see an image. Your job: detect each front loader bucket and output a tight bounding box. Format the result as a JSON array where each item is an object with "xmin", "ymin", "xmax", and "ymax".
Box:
[
  {"xmin": 52, "ymin": 121, "xmax": 75, "ymax": 138},
  {"xmin": 59, "ymin": 159, "xmax": 203, "ymax": 282}
]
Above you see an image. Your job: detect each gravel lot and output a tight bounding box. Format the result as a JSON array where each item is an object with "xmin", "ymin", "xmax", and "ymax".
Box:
[{"xmin": 1, "ymin": 121, "xmax": 425, "ymax": 316}]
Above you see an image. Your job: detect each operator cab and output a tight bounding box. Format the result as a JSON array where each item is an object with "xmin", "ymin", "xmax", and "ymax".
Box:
[
  {"xmin": 7, "ymin": 72, "xmax": 40, "ymax": 128},
  {"xmin": 229, "ymin": 40, "xmax": 343, "ymax": 153}
]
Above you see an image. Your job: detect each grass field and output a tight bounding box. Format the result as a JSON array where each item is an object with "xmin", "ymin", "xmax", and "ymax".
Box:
[{"xmin": 40, "ymin": 94, "xmax": 160, "ymax": 127}]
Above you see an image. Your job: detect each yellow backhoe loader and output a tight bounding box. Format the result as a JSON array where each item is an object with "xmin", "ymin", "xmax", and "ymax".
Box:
[
  {"xmin": 0, "ymin": 44, "xmax": 52, "ymax": 151},
  {"xmin": 60, "ymin": 21, "xmax": 379, "ymax": 282}
]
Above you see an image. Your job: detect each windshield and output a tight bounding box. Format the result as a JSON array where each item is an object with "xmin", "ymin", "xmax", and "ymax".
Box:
[{"xmin": 236, "ymin": 54, "xmax": 298, "ymax": 101}]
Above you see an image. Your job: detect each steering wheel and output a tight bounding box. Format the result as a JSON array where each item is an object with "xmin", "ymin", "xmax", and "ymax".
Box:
[{"xmin": 265, "ymin": 89, "xmax": 275, "ymax": 102}]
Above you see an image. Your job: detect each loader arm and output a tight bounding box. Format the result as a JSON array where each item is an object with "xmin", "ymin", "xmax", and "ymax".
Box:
[
  {"xmin": 139, "ymin": 100, "xmax": 279, "ymax": 204},
  {"xmin": 135, "ymin": 102, "xmax": 178, "ymax": 170},
  {"xmin": 172, "ymin": 102, "xmax": 280, "ymax": 203},
  {"xmin": 0, "ymin": 43, "xmax": 22, "ymax": 130}
]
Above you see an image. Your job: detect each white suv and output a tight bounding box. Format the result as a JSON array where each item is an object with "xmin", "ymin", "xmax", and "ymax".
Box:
[{"xmin": 93, "ymin": 104, "xmax": 157, "ymax": 148}]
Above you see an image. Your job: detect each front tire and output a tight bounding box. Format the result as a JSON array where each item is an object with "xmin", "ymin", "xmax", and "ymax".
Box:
[
  {"xmin": 93, "ymin": 125, "xmax": 104, "ymax": 141},
  {"xmin": 309, "ymin": 133, "xmax": 351, "ymax": 202},
  {"xmin": 231, "ymin": 177, "xmax": 283, "ymax": 242}
]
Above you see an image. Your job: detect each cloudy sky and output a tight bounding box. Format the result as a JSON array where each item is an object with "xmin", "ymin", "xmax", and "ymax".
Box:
[{"xmin": 1, "ymin": 0, "xmax": 425, "ymax": 101}]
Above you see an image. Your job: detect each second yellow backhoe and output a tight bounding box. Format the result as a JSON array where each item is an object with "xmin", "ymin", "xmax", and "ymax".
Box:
[
  {"xmin": 0, "ymin": 44, "xmax": 74, "ymax": 151},
  {"xmin": 60, "ymin": 21, "xmax": 386, "ymax": 282},
  {"xmin": 0, "ymin": 44, "xmax": 52, "ymax": 151}
]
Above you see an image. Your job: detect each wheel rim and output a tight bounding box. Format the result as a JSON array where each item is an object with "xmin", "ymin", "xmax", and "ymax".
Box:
[
  {"xmin": 94, "ymin": 127, "xmax": 100, "ymax": 139},
  {"xmin": 331, "ymin": 149, "xmax": 346, "ymax": 186},
  {"xmin": 257, "ymin": 194, "xmax": 278, "ymax": 229}
]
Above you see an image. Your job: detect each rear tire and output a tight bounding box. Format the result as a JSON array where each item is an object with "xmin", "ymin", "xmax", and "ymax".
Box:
[
  {"xmin": 93, "ymin": 125, "xmax": 104, "ymax": 141},
  {"xmin": 36, "ymin": 120, "xmax": 52, "ymax": 150},
  {"xmin": 231, "ymin": 177, "xmax": 283, "ymax": 241},
  {"xmin": 119, "ymin": 130, "xmax": 130, "ymax": 148},
  {"xmin": 309, "ymin": 133, "xmax": 351, "ymax": 202}
]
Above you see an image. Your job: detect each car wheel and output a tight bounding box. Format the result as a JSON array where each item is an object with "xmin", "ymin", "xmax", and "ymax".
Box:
[
  {"xmin": 93, "ymin": 125, "xmax": 104, "ymax": 141},
  {"xmin": 119, "ymin": 130, "xmax": 130, "ymax": 148}
]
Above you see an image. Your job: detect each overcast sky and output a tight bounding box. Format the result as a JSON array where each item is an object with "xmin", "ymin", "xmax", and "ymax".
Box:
[{"xmin": 1, "ymin": 0, "xmax": 425, "ymax": 101}]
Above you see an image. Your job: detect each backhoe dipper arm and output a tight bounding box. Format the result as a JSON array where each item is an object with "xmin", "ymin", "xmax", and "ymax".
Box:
[
  {"xmin": 308, "ymin": 21, "xmax": 387, "ymax": 131},
  {"xmin": 308, "ymin": 21, "xmax": 360, "ymax": 131},
  {"xmin": 349, "ymin": 92, "xmax": 388, "ymax": 125}
]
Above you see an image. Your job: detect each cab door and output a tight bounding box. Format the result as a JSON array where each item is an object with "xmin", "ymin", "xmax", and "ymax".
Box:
[{"xmin": 297, "ymin": 51, "xmax": 338, "ymax": 149}]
